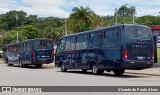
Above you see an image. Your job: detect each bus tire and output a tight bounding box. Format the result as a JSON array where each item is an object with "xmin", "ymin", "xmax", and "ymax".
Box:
[
  {"xmin": 23, "ymin": 64, "xmax": 28, "ymax": 68},
  {"xmin": 99, "ymin": 70, "xmax": 104, "ymax": 74},
  {"xmin": 61, "ymin": 63, "xmax": 67, "ymax": 72},
  {"xmin": 6, "ymin": 58, "xmax": 8, "ymax": 63},
  {"xmin": 113, "ymin": 69, "xmax": 125, "ymax": 76},
  {"xmin": 82, "ymin": 69, "xmax": 87, "ymax": 73},
  {"xmin": 92, "ymin": 64, "xmax": 100, "ymax": 75},
  {"xmin": 36, "ymin": 64, "xmax": 42, "ymax": 68}
]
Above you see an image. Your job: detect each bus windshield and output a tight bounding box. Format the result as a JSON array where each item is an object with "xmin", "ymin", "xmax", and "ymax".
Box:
[
  {"xmin": 125, "ymin": 26, "xmax": 152, "ymax": 39},
  {"xmin": 34, "ymin": 40, "xmax": 53, "ymax": 49}
]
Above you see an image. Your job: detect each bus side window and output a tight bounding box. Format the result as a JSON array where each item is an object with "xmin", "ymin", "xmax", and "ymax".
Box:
[
  {"xmin": 22, "ymin": 43, "xmax": 25, "ymax": 51},
  {"xmin": 19, "ymin": 44, "xmax": 20, "ymax": 52},
  {"xmin": 66, "ymin": 37, "xmax": 76, "ymax": 51},
  {"xmin": 104, "ymin": 29, "xmax": 119, "ymax": 47},
  {"xmin": 70, "ymin": 37, "xmax": 76, "ymax": 50},
  {"xmin": 57, "ymin": 38, "xmax": 65, "ymax": 52},
  {"xmin": 24, "ymin": 43, "xmax": 27, "ymax": 51},
  {"xmin": 76, "ymin": 35, "xmax": 88, "ymax": 50},
  {"xmin": 99, "ymin": 32, "xmax": 104, "ymax": 47},
  {"xmin": 89, "ymin": 32, "xmax": 99, "ymax": 48},
  {"xmin": 28, "ymin": 42, "xmax": 31, "ymax": 51},
  {"xmin": 65, "ymin": 38, "xmax": 71, "ymax": 51}
]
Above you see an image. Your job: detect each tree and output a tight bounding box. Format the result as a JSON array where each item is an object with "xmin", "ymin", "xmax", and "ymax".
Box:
[
  {"xmin": 15, "ymin": 25, "xmax": 43, "ymax": 39},
  {"xmin": 101, "ymin": 16, "xmax": 115, "ymax": 26},
  {"xmin": 0, "ymin": 10, "xmax": 27, "ymax": 30},
  {"xmin": 117, "ymin": 5, "xmax": 136, "ymax": 17},
  {"xmin": 116, "ymin": 5, "xmax": 136, "ymax": 24},
  {"xmin": 2, "ymin": 30, "xmax": 27, "ymax": 44},
  {"xmin": 24, "ymin": 15, "xmax": 38, "ymax": 25},
  {"xmin": 34, "ymin": 17, "xmax": 64, "ymax": 29},
  {"xmin": 68, "ymin": 6, "xmax": 96, "ymax": 33},
  {"xmin": 1, "ymin": 25, "xmax": 43, "ymax": 44},
  {"xmin": 43, "ymin": 26, "xmax": 63, "ymax": 43},
  {"xmin": 136, "ymin": 15, "xmax": 160, "ymax": 25}
]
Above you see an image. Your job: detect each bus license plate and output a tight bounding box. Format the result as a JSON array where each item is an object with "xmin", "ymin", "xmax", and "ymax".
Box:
[
  {"xmin": 137, "ymin": 56, "xmax": 144, "ymax": 60},
  {"xmin": 41, "ymin": 58, "xmax": 46, "ymax": 61}
]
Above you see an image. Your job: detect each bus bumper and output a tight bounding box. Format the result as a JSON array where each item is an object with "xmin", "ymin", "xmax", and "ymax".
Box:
[
  {"xmin": 32, "ymin": 58, "xmax": 54, "ymax": 64},
  {"xmin": 97, "ymin": 60, "xmax": 153, "ymax": 70},
  {"xmin": 122, "ymin": 60, "xmax": 153, "ymax": 69}
]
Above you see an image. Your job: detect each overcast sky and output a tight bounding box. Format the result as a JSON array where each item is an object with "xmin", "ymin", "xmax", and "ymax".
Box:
[{"xmin": 0, "ymin": 0, "xmax": 160, "ymax": 18}]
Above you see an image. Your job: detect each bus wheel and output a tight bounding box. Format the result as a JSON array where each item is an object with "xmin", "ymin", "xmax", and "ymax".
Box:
[
  {"xmin": 99, "ymin": 70, "xmax": 104, "ymax": 74},
  {"xmin": 92, "ymin": 64, "xmax": 100, "ymax": 75},
  {"xmin": 36, "ymin": 64, "xmax": 42, "ymax": 68},
  {"xmin": 82, "ymin": 69, "xmax": 87, "ymax": 73},
  {"xmin": 113, "ymin": 69, "xmax": 125, "ymax": 76},
  {"xmin": 6, "ymin": 58, "xmax": 8, "ymax": 63},
  {"xmin": 61, "ymin": 63, "xmax": 67, "ymax": 72}
]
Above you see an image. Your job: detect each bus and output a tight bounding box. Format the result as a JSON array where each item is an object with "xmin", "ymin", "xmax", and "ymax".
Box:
[
  {"xmin": 55, "ymin": 24, "xmax": 154, "ymax": 76},
  {"xmin": 3, "ymin": 38, "xmax": 54, "ymax": 68}
]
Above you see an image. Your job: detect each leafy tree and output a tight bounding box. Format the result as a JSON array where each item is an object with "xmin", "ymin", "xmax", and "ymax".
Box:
[
  {"xmin": 34, "ymin": 17, "xmax": 64, "ymax": 29},
  {"xmin": 24, "ymin": 15, "xmax": 38, "ymax": 25},
  {"xmin": 68, "ymin": 6, "xmax": 96, "ymax": 33},
  {"xmin": 101, "ymin": 16, "xmax": 115, "ymax": 26},
  {"xmin": 14, "ymin": 25, "xmax": 43, "ymax": 39},
  {"xmin": 117, "ymin": 5, "xmax": 136, "ymax": 17},
  {"xmin": 92, "ymin": 15, "xmax": 106, "ymax": 28},
  {"xmin": 136, "ymin": 15, "xmax": 160, "ymax": 25},
  {"xmin": 2, "ymin": 30, "xmax": 27, "ymax": 44},
  {"xmin": 116, "ymin": 5, "xmax": 136, "ymax": 24},
  {"xmin": 44, "ymin": 26, "xmax": 64, "ymax": 43},
  {"xmin": 0, "ymin": 10, "xmax": 27, "ymax": 30},
  {"xmin": 2, "ymin": 25, "xmax": 43, "ymax": 44}
]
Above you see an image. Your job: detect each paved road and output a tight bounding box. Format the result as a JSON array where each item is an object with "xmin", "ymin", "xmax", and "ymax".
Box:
[{"xmin": 0, "ymin": 63, "xmax": 160, "ymax": 95}]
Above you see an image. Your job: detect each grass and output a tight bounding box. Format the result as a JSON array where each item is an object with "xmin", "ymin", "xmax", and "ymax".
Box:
[{"xmin": 157, "ymin": 48, "xmax": 160, "ymax": 63}]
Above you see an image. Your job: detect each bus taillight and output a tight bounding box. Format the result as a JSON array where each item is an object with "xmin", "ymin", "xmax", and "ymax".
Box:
[
  {"xmin": 32, "ymin": 51, "xmax": 35, "ymax": 58},
  {"xmin": 124, "ymin": 49, "xmax": 128, "ymax": 59},
  {"xmin": 51, "ymin": 50, "xmax": 54, "ymax": 59},
  {"xmin": 152, "ymin": 51, "xmax": 154, "ymax": 60}
]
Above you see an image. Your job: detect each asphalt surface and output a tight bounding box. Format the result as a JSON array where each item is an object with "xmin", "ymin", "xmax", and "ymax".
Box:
[{"xmin": 0, "ymin": 62, "xmax": 160, "ymax": 95}]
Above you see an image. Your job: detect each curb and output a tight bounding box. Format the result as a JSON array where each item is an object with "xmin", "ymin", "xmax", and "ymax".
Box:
[{"xmin": 153, "ymin": 63, "xmax": 160, "ymax": 67}]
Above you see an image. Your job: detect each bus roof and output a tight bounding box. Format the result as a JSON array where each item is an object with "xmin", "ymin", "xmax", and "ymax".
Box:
[
  {"xmin": 3, "ymin": 38, "xmax": 53, "ymax": 46},
  {"xmin": 61, "ymin": 24, "xmax": 150, "ymax": 38}
]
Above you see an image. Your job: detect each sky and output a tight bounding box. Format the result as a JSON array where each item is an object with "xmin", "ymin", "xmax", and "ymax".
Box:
[{"xmin": 0, "ymin": 0, "xmax": 160, "ymax": 18}]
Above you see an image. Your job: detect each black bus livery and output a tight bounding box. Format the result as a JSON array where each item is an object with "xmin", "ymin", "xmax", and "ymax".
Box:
[
  {"xmin": 55, "ymin": 24, "xmax": 154, "ymax": 76},
  {"xmin": 3, "ymin": 38, "xmax": 54, "ymax": 68}
]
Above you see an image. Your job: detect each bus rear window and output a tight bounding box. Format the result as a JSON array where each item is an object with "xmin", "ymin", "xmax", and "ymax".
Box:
[
  {"xmin": 35, "ymin": 40, "xmax": 52, "ymax": 49},
  {"xmin": 125, "ymin": 26, "xmax": 151, "ymax": 39}
]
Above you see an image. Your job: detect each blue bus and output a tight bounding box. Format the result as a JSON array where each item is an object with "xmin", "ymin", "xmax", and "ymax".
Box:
[
  {"xmin": 55, "ymin": 24, "xmax": 154, "ymax": 76},
  {"xmin": 3, "ymin": 38, "xmax": 54, "ymax": 68}
]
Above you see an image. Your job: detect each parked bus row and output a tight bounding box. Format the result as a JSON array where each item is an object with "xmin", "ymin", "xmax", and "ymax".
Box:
[{"xmin": 3, "ymin": 24, "xmax": 154, "ymax": 76}]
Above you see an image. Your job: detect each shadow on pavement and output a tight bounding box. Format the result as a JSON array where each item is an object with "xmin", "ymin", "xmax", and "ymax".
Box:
[
  {"xmin": 125, "ymin": 72, "xmax": 160, "ymax": 77},
  {"xmin": 56, "ymin": 70, "xmax": 148, "ymax": 78},
  {"xmin": 4, "ymin": 64, "xmax": 54, "ymax": 69}
]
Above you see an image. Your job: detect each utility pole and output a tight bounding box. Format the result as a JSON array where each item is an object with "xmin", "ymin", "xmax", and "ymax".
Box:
[
  {"xmin": 115, "ymin": 8, "xmax": 117, "ymax": 25},
  {"xmin": 16, "ymin": 31, "xmax": 19, "ymax": 42},
  {"xmin": 64, "ymin": 18, "xmax": 67, "ymax": 35},
  {"xmin": 16, "ymin": 14, "xmax": 19, "ymax": 42},
  {"xmin": 132, "ymin": 12, "xmax": 135, "ymax": 24}
]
